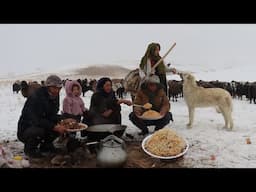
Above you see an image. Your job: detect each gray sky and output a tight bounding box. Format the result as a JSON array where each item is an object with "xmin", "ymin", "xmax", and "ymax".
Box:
[{"xmin": 1, "ymin": 24, "xmax": 256, "ymax": 77}]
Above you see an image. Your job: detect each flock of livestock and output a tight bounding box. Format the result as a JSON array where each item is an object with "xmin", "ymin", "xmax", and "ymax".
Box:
[
  {"xmin": 12, "ymin": 78, "xmax": 126, "ymax": 99},
  {"xmin": 168, "ymin": 79, "xmax": 256, "ymax": 104},
  {"xmin": 12, "ymin": 77, "xmax": 256, "ymax": 104}
]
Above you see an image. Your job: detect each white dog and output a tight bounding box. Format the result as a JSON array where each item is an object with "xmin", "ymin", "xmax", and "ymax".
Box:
[{"xmin": 180, "ymin": 73, "xmax": 234, "ymax": 130}]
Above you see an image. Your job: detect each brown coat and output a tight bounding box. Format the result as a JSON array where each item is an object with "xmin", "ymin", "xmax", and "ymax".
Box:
[{"xmin": 133, "ymin": 86, "xmax": 170, "ymax": 115}]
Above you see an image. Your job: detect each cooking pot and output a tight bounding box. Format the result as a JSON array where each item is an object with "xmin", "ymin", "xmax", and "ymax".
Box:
[
  {"xmin": 84, "ymin": 124, "xmax": 127, "ymax": 141},
  {"xmin": 96, "ymin": 135, "xmax": 127, "ymax": 168}
]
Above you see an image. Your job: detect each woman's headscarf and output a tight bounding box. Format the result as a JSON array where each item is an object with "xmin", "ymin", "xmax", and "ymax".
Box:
[
  {"xmin": 139, "ymin": 42, "xmax": 166, "ymax": 75},
  {"xmin": 96, "ymin": 77, "xmax": 115, "ymax": 98}
]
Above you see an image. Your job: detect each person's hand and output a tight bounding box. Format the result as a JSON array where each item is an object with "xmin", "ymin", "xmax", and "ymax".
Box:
[
  {"xmin": 124, "ymin": 100, "xmax": 132, "ymax": 106},
  {"xmin": 54, "ymin": 124, "xmax": 67, "ymax": 134},
  {"xmin": 102, "ymin": 109, "xmax": 113, "ymax": 117},
  {"xmin": 63, "ymin": 118, "xmax": 76, "ymax": 123},
  {"xmin": 135, "ymin": 111, "xmax": 142, "ymax": 117},
  {"xmin": 160, "ymin": 110, "xmax": 167, "ymax": 117},
  {"xmin": 117, "ymin": 99, "xmax": 132, "ymax": 106},
  {"xmin": 171, "ymin": 68, "xmax": 177, "ymax": 74},
  {"xmin": 134, "ymin": 109, "xmax": 143, "ymax": 117}
]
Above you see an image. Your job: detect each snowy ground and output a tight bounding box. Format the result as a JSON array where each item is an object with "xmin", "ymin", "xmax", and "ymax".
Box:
[{"xmin": 1, "ymin": 80, "xmax": 256, "ymax": 168}]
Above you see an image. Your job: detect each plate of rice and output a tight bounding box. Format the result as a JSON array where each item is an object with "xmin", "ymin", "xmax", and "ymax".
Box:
[
  {"xmin": 138, "ymin": 110, "xmax": 164, "ymax": 120},
  {"xmin": 142, "ymin": 128, "xmax": 189, "ymax": 159}
]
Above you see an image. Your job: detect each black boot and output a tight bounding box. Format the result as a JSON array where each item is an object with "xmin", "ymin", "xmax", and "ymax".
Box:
[
  {"xmin": 138, "ymin": 129, "xmax": 149, "ymax": 136},
  {"xmin": 129, "ymin": 112, "xmax": 149, "ymax": 136},
  {"xmin": 24, "ymin": 144, "xmax": 43, "ymax": 158},
  {"xmin": 40, "ymin": 142, "xmax": 58, "ymax": 154},
  {"xmin": 66, "ymin": 138, "xmax": 81, "ymax": 152}
]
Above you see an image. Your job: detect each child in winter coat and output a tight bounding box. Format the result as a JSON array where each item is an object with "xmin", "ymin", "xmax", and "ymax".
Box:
[{"xmin": 63, "ymin": 80, "xmax": 88, "ymax": 122}]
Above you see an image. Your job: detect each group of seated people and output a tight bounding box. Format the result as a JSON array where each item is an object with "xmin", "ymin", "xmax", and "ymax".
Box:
[{"xmin": 17, "ymin": 74, "xmax": 173, "ymax": 158}]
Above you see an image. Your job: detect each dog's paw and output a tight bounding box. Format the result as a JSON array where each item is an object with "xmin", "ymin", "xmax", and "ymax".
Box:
[
  {"xmin": 222, "ymin": 126, "xmax": 233, "ymax": 131},
  {"xmin": 186, "ymin": 123, "xmax": 192, "ymax": 129},
  {"xmin": 225, "ymin": 128, "xmax": 233, "ymax": 132}
]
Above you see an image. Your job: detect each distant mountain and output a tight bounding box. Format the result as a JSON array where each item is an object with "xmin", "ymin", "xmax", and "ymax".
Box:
[
  {"xmin": 73, "ymin": 65, "xmax": 132, "ymax": 78},
  {"xmin": 1, "ymin": 63, "xmax": 255, "ymax": 83}
]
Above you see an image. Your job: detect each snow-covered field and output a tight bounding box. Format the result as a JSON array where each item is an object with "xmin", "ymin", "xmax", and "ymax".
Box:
[{"xmin": 1, "ymin": 78, "xmax": 256, "ymax": 168}]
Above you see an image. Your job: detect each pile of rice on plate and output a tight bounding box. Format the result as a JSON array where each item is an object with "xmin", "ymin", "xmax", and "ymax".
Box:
[
  {"xmin": 144, "ymin": 127, "xmax": 187, "ymax": 157},
  {"xmin": 141, "ymin": 110, "xmax": 161, "ymax": 118}
]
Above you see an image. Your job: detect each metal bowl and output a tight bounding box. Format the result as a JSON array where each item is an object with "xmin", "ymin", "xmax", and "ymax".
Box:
[{"xmin": 84, "ymin": 124, "xmax": 127, "ymax": 141}]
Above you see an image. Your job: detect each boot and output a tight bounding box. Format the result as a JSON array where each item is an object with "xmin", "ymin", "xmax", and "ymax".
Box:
[
  {"xmin": 40, "ymin": 142, "xmax": 58, "ymax": 154},
  {"xmin": 66, "ymin": 138, "xmax": 81, "ymax": 153},
  {"xmin": 24, "ymin": 144, "xmax": 43, "ymax": 158},
  {"xmin": 138, "ymin": 129, "xmax": 149, "ymax": 136},
  {"xmin": 24, "ymin": 137, "xmax": 43, "ymax": 158}
]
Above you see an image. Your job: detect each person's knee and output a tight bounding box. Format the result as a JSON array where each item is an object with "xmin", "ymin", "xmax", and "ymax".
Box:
[
  {"xmin": 157, "ymin": 113, "xmax": 172, "ymax": 125},
  {"xmin": 21, "ymin": 126, "xmax": 45, "ymax": 142},
  {"xmin": 169, "ymin": 112, "xmax": 174, "ymax": 121}
]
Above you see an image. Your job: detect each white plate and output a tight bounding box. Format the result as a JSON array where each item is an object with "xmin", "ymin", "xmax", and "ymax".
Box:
[
  {"xmin": 66, "ymin": 123, "xmax": 88, "ymax": 132},
  {"xmin": 138, "ymin": 115, "xmax": 164, "ymax": 120},
  {"xmin": 142, "ymin": 134, "xmax": 189, "ymax": 160}
]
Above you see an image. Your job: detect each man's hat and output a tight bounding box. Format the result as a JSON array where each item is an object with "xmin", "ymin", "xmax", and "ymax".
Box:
[{"xmin": 45, "ymin": 75, "xmax": 62, "ymax": 88}]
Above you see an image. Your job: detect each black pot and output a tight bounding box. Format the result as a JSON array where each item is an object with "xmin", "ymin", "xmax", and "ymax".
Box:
[{"xmin": 84, "ymin": 124, "xmax": 127, "ymax": 142}]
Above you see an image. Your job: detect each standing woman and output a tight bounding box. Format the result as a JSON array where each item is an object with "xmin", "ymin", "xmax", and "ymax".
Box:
[{"xmin": 140, "ymin": 42, "xmax": 176, "ymax": 95}]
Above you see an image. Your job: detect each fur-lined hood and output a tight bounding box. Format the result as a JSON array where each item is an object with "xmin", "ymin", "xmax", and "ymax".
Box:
[{"xmin": 65, "ymin": 80, "xmax": 82, "ymax": 97}]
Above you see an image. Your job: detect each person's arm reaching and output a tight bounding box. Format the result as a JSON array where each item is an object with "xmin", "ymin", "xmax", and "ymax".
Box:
[{"xmin": 117, "ymin": 99, "xmax": 132, "ymax": 106}]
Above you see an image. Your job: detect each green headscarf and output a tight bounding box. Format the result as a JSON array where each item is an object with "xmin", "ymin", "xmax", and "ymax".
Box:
[{"xmin": 139, "ymin": 43, "xmax": 166, "ymax": 75}]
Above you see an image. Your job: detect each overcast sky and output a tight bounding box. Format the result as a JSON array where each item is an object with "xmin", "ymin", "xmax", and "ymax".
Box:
[{"xmin": 1, "ymin": 24, "xmax": 256, "ymax": 77}]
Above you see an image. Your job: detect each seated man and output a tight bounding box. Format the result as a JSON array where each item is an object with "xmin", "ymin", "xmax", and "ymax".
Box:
[
  {"xmin": 17, "ymin": 75, "xmax": 67, "ymax": 158},
  {"xmin": 129, "ymin": 75, "xmax": 173, "ymax": 136}
]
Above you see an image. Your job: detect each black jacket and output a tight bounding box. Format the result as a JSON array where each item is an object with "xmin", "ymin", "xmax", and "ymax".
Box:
[
  {"xmin": 18, "ymin": 87, "xmax": 60, "ymax": 135},
  {"xmin": 88, "ymin": 91, "xmax": 121, "ymax": 125}
]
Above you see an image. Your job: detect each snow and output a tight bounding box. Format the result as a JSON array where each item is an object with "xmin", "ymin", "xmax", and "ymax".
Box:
[{"xmin": 1, "ymin": 76, "xmax": 256, "ymax": 168}]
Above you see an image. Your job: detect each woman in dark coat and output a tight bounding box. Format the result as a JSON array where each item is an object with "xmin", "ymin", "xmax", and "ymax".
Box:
[{"xmin": 84, "ymin": 77, "xmax": 132, "ymax": 126}]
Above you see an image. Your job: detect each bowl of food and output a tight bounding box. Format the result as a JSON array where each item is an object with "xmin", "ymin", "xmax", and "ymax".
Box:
[
  {"xmin": 142, "ymin": 128, "xmax": 189, "ymax": 160},
  {"xmin": 59, "ymin": 118, "xmax": 88, "ymax": 132},
  {"xmin": 139, "ymin": 110, "xmax": 164, "ymax": 120}
]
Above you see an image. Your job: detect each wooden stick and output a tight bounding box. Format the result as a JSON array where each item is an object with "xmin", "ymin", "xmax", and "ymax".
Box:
[{"xmin": 151, "ymin": 42, "xmax": 176, "ymax": 72}]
